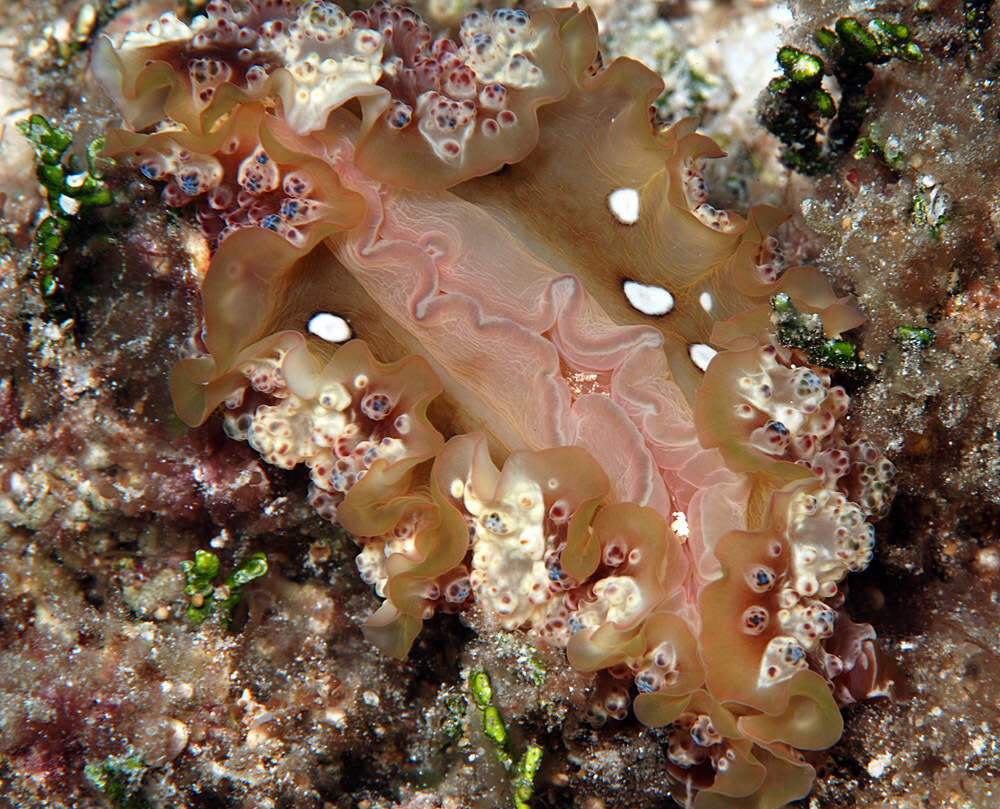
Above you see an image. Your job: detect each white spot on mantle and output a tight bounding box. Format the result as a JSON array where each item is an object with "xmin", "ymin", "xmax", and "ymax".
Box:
[
  {"xmin": 699, "ymin": 291, "xmax": 713, "ymax": 312},
  {"xmin": 608, "ymin": 187, "xmax": 640, "ymax": 225},
  {"xmin": 688, "ymin": 343, "xmax": 717, "ymax": 371},
  {"xmin": 308, "ymin": 313, "xmax": 352, "ymax": 343},
  {"xmin": 623, "ymin": 279, "xmax": 674, "ymax": 316}
]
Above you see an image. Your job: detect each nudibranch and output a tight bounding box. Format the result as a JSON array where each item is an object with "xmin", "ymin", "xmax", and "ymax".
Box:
[{"xmin": 93, "ymin": 2, "xmax": 897, "ymax": 806}]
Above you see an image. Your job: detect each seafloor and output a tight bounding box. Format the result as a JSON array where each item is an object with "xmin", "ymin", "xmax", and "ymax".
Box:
[{"xmin": 0, "ymin": 1, "xmax": 998, "ymax": 808}]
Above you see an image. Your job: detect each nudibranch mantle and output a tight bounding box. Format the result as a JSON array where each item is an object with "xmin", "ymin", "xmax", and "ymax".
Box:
[{"xmin": 94, "ymin": 2, "xmax": 897, "ymax": 806}]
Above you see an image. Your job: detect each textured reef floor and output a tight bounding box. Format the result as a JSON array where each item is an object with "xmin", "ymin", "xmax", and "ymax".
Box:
[{"xmin": 1, "ymin": 1, "xmax": 999, "ymax": 808}]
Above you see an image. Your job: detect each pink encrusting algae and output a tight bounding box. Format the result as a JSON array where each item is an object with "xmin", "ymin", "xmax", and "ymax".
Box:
[{"xmin": 93, "ymin": 2, "xmax": 897, "ymax": 806}]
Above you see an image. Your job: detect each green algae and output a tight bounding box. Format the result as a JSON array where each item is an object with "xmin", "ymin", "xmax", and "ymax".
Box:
[
  {"xmin": 761, "ymin": 16, "xmax": 923, "ymax": 175},
  {"xmin": 182, "ymin": 550, "xmax": 268, "ymax": 627}
]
